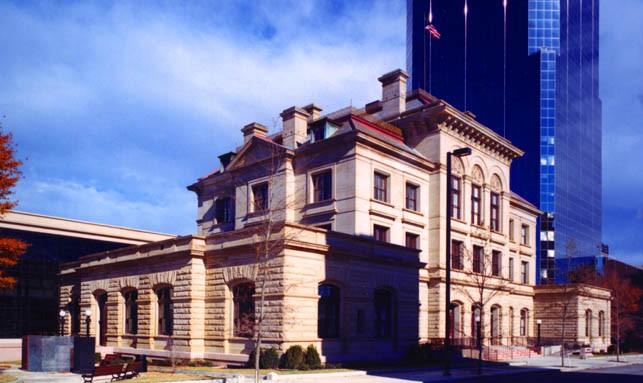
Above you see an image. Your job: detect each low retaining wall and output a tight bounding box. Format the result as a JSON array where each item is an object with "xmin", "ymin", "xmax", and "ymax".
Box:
[{"xmin": 0, "ymin": 339, "xmax": 21, "ymax": 362}]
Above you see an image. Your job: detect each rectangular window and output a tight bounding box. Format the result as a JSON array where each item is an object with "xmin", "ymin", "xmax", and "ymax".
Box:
[
  {"xmin": 374, "ymin": 172, "xmax": 388, "ymax": 202},
  {"xmin": 452, "ymin": 240, "xmax": 463, "ymax": 270},
  {"xmin": 252, "ymin": 182, "xmax": 269, "ymax": 212},
  {"xmin": 405, "ymin": 232, "xmax": 419, "ymax": 249},
  {"xmin": 521, "ymin": 261, "xmax": 529, "ymax": 284},
  {"xmin": 473, "ymin": 246, "xmax": 483, "ymax": 273},
  {"xmin": 490, "ymin": 192, "xmax": 500, "ymax": 231},
  {"xmin": 373, "ymin": 225, "xmax": 389, "ymax": 242},
  {"xmin": 509, "ymin": 258, "xmax": 514, "ymax": 281},
  {"xmin": 312, "ymin": 170, "xmax": 333, "ymax": 202},
  {"xmin": 405, "ymin": 183, "xmax": 418, "ymax": 211},
  {"xmin": 509, "ymin": 219, "xmax": 515, "ymax": 241},
  {"xmin": 215, "ymin": 198, "xmax": 233, "ymax": 224},
  {"xmin": 124, "ymin": 290, "xmax": 138, "ymax": 335},
  {"xmin": 451, "ymin": 176, "xmax": 462, "ymax": 219},
  {"xmin": 521, "ymin": 224, "xmax": 529, "ymax": 245},
  {"xmin": 492, "ymin": 250, "xmax": 501, "ymax": 276},
  {"xmin": 471, "ymin": 184, "xmax": 481, "ymax": 225}
]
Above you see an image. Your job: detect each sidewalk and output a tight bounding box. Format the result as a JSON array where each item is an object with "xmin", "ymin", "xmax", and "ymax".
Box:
[{"xmin": 1, "ymin": 355, "xmax": 642, "ymax": 383}]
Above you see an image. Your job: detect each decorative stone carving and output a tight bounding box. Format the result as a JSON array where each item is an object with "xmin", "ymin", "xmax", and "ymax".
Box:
[
  {"xmin": 471, "ymin": 166, "xmax": 484, "ymax": 184},
  {"xmin": 222, "ymin": 264, "xmax": 259, "ymax": 283},
  {"xmin": 491, "ymin": 174, "xmax": 502, "ymax": 192},
  {"xmin": 452, "ymin": 157, "xmax": 464, "ymax": 176}
]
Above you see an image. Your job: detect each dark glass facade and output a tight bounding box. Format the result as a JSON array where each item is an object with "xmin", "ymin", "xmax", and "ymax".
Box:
[
  {"xmin": 407, "ymin": 0, "xmax": 601, "ymax": 284},
  {"xmin": 0, "ymin": 229, "xmax": 130, "ymax": 337}
]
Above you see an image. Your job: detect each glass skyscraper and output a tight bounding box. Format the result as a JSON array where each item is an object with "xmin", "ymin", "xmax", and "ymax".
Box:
[{"xmin": 407, "ymin": 0, "xmax": 601, "ymax": 284}]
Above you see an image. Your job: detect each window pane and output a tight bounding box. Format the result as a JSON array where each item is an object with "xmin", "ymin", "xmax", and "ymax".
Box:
[
  {"xmin": 374, "ymin": 173, "xmax": 388, "ymax": 202},
  {"xmin": 374, "ymin": 289, "xmax": 393, "ymax": 338},
  {"xmin": 252, "ymin": 183, "xmax": 269, "ymax": 212},
  {"xmin": 313, "ymin": 171, "xmax": 332, "ymax": 202},
  {"xmin": 406, "ymin": 183, "xmax": 418, "ymax": 211},
  {"xmin": 318, "ymin": 284, "xmax": 340, "ymax": 338},
  {"xmin": 374, "ymin": 225, "xmax": 389, "ymax": 242},
  {"xmin": 157, "ymin": 287, "xmax": 173, "ymax": 336},
  {"xmin": 471, "ymin": 185, "xmax": 481, "ymax": 225},
  {"xmin": 233, "ymin": 283, "xmax": 255, "ymax": 337},
  {"xmin": 406, "ymin": 233, "xmax": 419, "ymax": 249}
]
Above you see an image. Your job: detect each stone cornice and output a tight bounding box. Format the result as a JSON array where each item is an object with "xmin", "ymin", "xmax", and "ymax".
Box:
[{"xmin": 394, "ymin": 101, "xmax": 524, "ymax": 164}]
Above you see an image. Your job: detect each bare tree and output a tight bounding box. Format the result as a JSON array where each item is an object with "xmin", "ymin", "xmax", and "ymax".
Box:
[
  {"xmin": 454, "ymin": 238, "xmax": 509, "ymax": 374},
  {"xmin": 231, "ymin": 138, "xmax": 305, "ymax": 383}
]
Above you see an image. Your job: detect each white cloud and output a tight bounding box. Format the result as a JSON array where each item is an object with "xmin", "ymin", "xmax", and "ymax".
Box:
[{"xmin": 16, "ymin": 178, "xmax": 195, "ymax": 235}]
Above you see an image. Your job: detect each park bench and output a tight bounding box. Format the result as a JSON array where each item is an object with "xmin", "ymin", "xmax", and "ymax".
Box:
[
  {"xmin": 99, "ymin": 353, "xmax": 123, "ymax": 366},
  {"xmin": 81, "ymin": 363, "xmax": 125, "ymax": 382},
  {"xmin": 123, "ymin": 361, "xmax": 143, "ymax": 379}
]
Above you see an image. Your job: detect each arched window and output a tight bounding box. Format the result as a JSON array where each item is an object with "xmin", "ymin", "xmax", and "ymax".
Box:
[
  {"xmin": 519, "ymin": 309, "xmax": 528, "ymax": 336},
  {"xmin": 318, "ymin": 284, "xmax": 340, "ymax": 338},
  {"xmin": 124, "ymin": 290, "xmax": 138, "ymax": 334},
  {"xmin": 508, "ymin": 307, "xmax": 515, "ymax": 342},
  {"xmin": 598, "ymin": 311, "xmax": 605, "ymax": 338},
  {"xmin": 374, "ymin": 288, "xmax": 393, "ymax": 338},
  {"xmin": 68, "ymin": 287, "xmax": 81, "ymax": 335},
  {"xmin": 449, "ymin": 302, "xmax": 462, "ymax": 340},
  {"xmin": 585, "ymin": 309, "xmax": 592, "ymax": 338},
  {"xmin": 490, "ymin": 306, "xmax": 501, "ymax": 344},
  {"xmin": 96, "ymin": 292, "xmax": 108, "ymax": 346},
  {"xmin": 233, "ymin": 282, "xmax": 255, "ymax": 337},
  {"xmin": 471, "ymin": 305, "xmax": 481, "ymax": 339},
  {"xmin": 157, "ymin": 287, "xmax": 173, "ymax": 336}
]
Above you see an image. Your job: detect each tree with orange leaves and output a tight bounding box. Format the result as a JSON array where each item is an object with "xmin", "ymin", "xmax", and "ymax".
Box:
[{"xmin": 0, "ymin": 123, "xmax": 27, "ymax": 288}]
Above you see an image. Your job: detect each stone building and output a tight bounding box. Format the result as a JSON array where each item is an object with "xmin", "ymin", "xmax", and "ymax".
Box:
[
  {"xmin": 60, "ymin": 69, "xmax": 546, "ymax": 363},
  {"xmin": 534, "ymin": 284, "xmax": 611, "ymax": 352}
]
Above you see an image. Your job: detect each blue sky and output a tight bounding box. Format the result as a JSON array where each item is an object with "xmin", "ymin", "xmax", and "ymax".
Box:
[{"xmin": 1, "ymin": 1, "xmax": 641, "ymax": 267}]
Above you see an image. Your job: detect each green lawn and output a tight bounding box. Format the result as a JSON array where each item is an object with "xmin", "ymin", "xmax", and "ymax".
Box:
[
  {"xmin": 133, "ymin": 372, "xmax": 215, "ymax": 382},
  {"xmin": 153, "ymin": 366, "xmax": 356, "ymax": 375}
]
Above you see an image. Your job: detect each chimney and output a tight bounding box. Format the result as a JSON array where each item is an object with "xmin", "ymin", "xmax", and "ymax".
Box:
[
  {"xmin": 280, "ymin": 106, "xmax": 310, "ymax": 149},
  {"xmin": 241, "ymin": 122, "xmax": 268, "ymax": 144},
  {"xmin": 303, "ymin": 103, "xmax": 323, "ymax": 121},
  {"xmin": 378, "ymin": 69, "xmax": 409, "ymax": 119}
]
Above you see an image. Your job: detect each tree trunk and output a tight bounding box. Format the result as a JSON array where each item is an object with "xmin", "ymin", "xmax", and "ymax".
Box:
[{"xmin": 254, "ymin": 265, "xmax": 268, "ymax": 383}]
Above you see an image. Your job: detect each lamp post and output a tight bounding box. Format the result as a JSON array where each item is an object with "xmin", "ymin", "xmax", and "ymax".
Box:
[
  {"xmin": 59, "ymin": 309, "xmax": 67, "ymax": 336},
  {"xmin": 444, "ymin": 147, "xmax": 472, "ymax": 376},
  {"xmin": 536, "ymin": 319, "xmax": 542, "ymax": 348},
  {"xmin": 475, "ymin": 314, "xmax": 482, "ymax": 375},
  {"xmin": 85, "ymin": 309, "xmax": 92, "ymax": 337}
]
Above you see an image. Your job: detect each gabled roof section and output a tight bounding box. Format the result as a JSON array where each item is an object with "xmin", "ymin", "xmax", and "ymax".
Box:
[
  {"xmin": 189, "ymin": 135, "xmax": 290, "ymax": 190},
  {"xmin": 394, "ymin": 97, "xmax": 524, "ymax": 163}
]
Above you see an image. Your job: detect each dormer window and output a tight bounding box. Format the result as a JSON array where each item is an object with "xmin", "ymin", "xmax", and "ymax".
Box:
[{"xmin": 308, "ymin": 119, "xmax": 338, "ymax": 143}]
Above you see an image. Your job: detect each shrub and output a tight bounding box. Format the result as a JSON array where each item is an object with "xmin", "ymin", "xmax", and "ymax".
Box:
[
  {"xmin": 247, "ymin": 347, "xmax": 280, "ymax": 369},
  {"xmin": 304, "ymin": 344, "xmax": 321, "ymax": 369},
  {"xmin": 282, "ymin": 345, "xmax": 305, "ymax": 370},
  {"xmin": 406, "ymin": 343, "xmax": 435, "ymax": 364},
  {"xmin": 262, "ymin": 347, "xmax": 280, "ymax": 369}
]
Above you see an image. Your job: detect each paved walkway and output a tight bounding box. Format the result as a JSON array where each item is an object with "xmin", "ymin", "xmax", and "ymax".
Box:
[{"xmin": 1, "ymin": 355, "xmax": 642, "ymax": 383}]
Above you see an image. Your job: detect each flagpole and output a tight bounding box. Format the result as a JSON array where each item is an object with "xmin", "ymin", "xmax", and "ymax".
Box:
[{"xmin": 429, "ymin": 0, "xmax": 432, "ymax": 93}]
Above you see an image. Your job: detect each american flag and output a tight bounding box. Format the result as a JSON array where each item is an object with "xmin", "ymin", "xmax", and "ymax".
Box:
[{"xmin": 425, "ymin": 24, "xmax": 441, "ymax": 39}]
